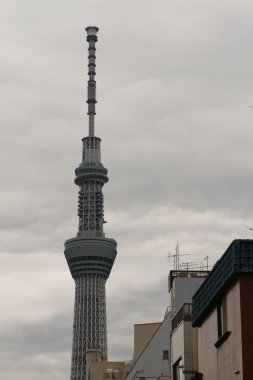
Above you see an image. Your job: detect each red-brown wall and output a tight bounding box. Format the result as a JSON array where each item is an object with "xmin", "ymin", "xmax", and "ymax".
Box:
[{"xmin": 240, "ymin": 274, "xmax": 253, "ymax": 379}]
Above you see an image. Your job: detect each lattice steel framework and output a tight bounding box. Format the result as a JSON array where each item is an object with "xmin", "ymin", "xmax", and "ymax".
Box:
[
  {"xmin": 71, "ymin": 275, "xmax": 107, "ymax": 379},
  {"xmin": 64, "ymin": 26, "xmax": 117, "ymax": 380}
]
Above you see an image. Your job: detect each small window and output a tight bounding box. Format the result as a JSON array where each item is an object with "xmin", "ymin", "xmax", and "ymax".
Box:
[
  {"xmin": 163, "ymin": 350, "xmax": 169, "ymax": 360},
  {"xmin": 215, "ymin": 295, "xmax": 231, "ymax": 348},
  {"xmin": 217, "ymin": 296, "xmax": 227, "ymax": 338}
]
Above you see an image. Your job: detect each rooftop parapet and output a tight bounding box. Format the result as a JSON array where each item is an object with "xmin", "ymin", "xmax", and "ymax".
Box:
[{"xmin": 168, "ymin": 270, "xmax": 209, "ymax": 291}]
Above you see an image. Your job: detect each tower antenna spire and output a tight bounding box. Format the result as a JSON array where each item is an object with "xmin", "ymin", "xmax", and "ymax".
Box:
[
  {"xmin": 85, "ymin": 26, "xmax": 99, "ymax": 136},
  {"xmin": 64, "ymin": 27, "xmax": 117, "ymax": 380}
]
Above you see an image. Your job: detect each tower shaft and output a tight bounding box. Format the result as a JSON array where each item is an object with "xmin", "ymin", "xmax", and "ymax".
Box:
[
  {"xmin": 71, "ymin": 274, "xmax": 107, "ymax": 379},
  {"xmin": 65, "ymin": 27, "xmax": 117, "ymax": 380}
]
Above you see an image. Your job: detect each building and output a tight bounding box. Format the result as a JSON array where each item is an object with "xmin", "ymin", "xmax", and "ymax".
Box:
[
  {"xmin": 86, "ymin": 349, "xmax": 131, "ymax": 380},
  {"xmin": 170, "ymin": 303, "xmax": 198, "ymax": 380},
  {"xmin": 133, "ymin": 322, "xmax": 161, "ymax": 361},
  {"xmin": 64, "ymin": 27, "xmax": 117, "ymax": 380},
  {"xmin": 167, "ymin": 271, "xmax": 209, "ymax": 315},
  {"xmin": 83, "ymin": 269, "xmax": 208, "ymax": 380},
  {"xmin": 168, "ymin": 271, "xmax": 209, "ymax": 380},
  {"xmin": 124, "ymin": 270, "xmax": 208, "ymax": 380},
  {"xmin": 192, "ymin": 239, "xmax": 253, "ymax": 380},
  {"xmin": 125, "ymin": 313, "xmax": 175, "ymax": 380}
]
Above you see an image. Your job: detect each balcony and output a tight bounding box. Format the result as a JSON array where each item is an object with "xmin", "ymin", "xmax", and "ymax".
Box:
[{"xmin": 172, "ymin": 303, "xmax": 192, "ymax": 332}]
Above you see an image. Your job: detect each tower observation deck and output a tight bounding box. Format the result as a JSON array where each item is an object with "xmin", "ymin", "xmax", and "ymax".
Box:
[{"xmin": 64, "ymin": 27, "xmax": 117, "ymax": 380}]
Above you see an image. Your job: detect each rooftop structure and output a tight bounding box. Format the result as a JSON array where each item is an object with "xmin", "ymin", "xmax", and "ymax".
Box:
[
  {"xmin": 64, "ymin": 27, "xmax": 117, "ymax": 380},
  {"xmin": 168, "ymin": 270, "xmax": 209, "ymax": 315},
  {"xmin": 168, "ymin": 270, "xmax": 210, "ymax": 292}
]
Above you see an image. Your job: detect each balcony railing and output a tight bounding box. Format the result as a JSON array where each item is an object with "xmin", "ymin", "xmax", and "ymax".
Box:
[{"xmin": 172, "ymin": 303, "xmax": 192, "ymax": 332}]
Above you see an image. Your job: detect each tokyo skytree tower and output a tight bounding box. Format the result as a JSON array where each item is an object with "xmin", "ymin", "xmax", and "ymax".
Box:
[{"xmin": 64, "ymin": 26, "xmax": 117, "ymax": 380}]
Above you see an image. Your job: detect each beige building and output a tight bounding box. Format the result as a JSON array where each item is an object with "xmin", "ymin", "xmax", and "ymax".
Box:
[
  {"xmin": 86, "ymin": 349, "xmax": 131, "ymax": 380},
  {"xmin": 133, "ymin": 322, "xmax": 161, "ymax": 361}
]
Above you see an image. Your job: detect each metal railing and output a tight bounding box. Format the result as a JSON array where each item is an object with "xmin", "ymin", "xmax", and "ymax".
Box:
[{"xmin": 172, "ymin": 303, "xmax": 192, "ymax": 332}]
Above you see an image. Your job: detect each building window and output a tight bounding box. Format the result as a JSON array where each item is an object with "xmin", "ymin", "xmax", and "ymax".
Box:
[
  {"xmin": 215, "ymin": 295, "xmax": 231, "ymax": 348},
  {"xmin": 217, "ymin": 296, "xmax": 227, "ymax": 338},
  {"xmin": 163, "ymin": 350, "xmax": 169, "ymax": 360}
]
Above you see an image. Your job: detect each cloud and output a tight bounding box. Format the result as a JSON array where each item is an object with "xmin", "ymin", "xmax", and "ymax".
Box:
[{"xmin": 1, "ymin": 0, "xmax": 253, "ymax": 378}]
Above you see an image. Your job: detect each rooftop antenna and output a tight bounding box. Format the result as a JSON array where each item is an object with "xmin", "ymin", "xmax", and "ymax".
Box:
[
  {"xmin": 180, "ymin": 261, "xmax": 200, "ymax": 271},
  {"xmin": 86, "ymin": 26, "xmax": 99, "ymax": 137},
  {"xmin": 180, "ymin": 260, "xmax": 212, "ymax": 271},
  {"xmin": 167, "ymin": 242, "xmax": 190, "ymax": 271},
  {"xmin": 176, "ymin": 241, "xmax": 179, "ymax": 271},
  {"xmin": 243, "ymin": 224, "xmax": 253, "ymax": 231},
  {"xmin": 204, "ymin": 255, "xmax": 209, "ymax": 270}
]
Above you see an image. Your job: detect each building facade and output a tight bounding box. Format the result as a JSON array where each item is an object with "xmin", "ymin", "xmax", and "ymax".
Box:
[
  {"xmin": 170, "ymin": 303, "xmax": 198, "ymax": 380},
  {"xmin": 86, "ymin": 349, "xmax": 131, "ymax": 380},
  {"xmin": 125, "ymin": 271, "xmax": 208, "ymax": 380},
  {"xmin": 192, "ymin": 239, "xmax": 253, "ymax": 380},
  {"xmin": 64, "ymin": 27, "xmax": 117, "ymax": 380}
]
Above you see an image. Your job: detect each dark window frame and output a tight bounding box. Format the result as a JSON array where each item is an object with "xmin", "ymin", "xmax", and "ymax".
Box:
[
  {"xmin": 215, "ymin": 295, "xmax": 231, "ymax": 348},
  {"xmin": 163, "ymin": 350, "xmax": 169, "ymax": 360},
  {"xmin": 217, "ymin": 297, "xmax": 227, "ymax": 338},
  {"xmin": 173, "ymin": 357, "xmax": 183, "ymax": 380}
]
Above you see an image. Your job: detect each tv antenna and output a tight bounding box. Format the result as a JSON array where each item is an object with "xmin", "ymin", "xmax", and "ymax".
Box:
[
  {"xmin": 179, "ymin": 256, "xmax": 210, "ymax": 271},
  {"xmin": 167, "ymin": 242, "xmax": 190, "ymax": 271},
  {"xmin": 204, "ymin": 255, "xmax": 209, "ymax": 270},
  {"xmin": 243, "ymin": 224, "xmax": 253, "ymax": 231},
  {"xmin": 179, "ymin": 261, "xmax": 199, "ymax": 270}
]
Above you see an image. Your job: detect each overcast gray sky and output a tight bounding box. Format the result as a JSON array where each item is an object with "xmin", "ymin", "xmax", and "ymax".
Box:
[{"xmin": 1, "ymin": 0, "xmax": 253, "ymax": 379}]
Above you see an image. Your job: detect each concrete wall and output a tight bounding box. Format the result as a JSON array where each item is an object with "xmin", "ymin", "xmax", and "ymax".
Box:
[
  {"xmin": 87, "ymin": 349, "xmax": 131, "ymax": 380},
  {"xmin": 198, "ymin": 280, "xmax": 243, "ymax": 380},
  {"xmin": 184, "ymin": 321, "xmax": 198, "ymax": 375},
  {"xmin": 134, "ymin": 322, "xmax": 161, "ymax": 360},
  {"xmin": 125, "ymin": 312, "xmax": 175, "ymax": 380},
  {"xmin": 171, "ymin": 321, "xmax": 184, "ymax": 378},
  {"xmin": 88, "ymin": 361, "xmax": 130, "ymax": 380},
  {"xmin": 171, "ymin": 320, "xmax": 198, "ymax": 380},
  {"xmin": 170, "ymin": 277, "xmax": 206, "ymax": 313}
]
